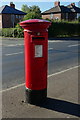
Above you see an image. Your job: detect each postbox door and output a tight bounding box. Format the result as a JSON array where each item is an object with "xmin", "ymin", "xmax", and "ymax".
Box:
[
  {"xmin": 30, "ymin": 36, "xmax": 48, "ymax": 90},
  {"xmin": 25, "ymin": 32, "xmax": 48, "ymax": 90}
]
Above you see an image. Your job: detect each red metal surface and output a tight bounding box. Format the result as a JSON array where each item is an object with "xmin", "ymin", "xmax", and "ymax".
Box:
[
  {"xmin": 20, "ymin": 19, "xmax": 51, "ymax": 90},
  {"xmin": 20, "ymin": 19, "xmax": 50, "ymax": 23},
  {"xmin": 20, "ymin": 19, "xmax": 51, "ymax": 32}
]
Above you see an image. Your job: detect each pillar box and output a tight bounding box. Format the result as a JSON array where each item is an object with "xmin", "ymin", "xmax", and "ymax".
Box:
[{"xmin": 19, "ymin": 19, "xmax": 51, "ymax": 105}]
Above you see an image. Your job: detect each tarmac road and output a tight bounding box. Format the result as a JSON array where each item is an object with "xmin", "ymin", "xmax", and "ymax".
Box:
[{"xmin": 1, "ymin": 38, "xmax": 80, "ymax": 90}]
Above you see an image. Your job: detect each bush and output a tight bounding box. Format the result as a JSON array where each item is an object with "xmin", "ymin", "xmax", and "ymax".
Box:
[
  {"xmin": 48, "ymin": 21, "xmax": 80, "ymax": 38},
  {"xmin": 0, "ymin": 29, "xmax": 2, "ymax": 36},
  {"xmin": 0, "ymin": 28, "xmax": 14, "ymax": 37},
  {"xmin": 0, "ymin": 21, "xmax": 80, "ymax": 38},
  {"xmin": 14, "ymin": 28, "xmax": 23, "ymax": 38},
  {"xmin": 0, "ymin": 24, "xmax": 24, "ymax": 38},
  {"xmin": 14, "ymin": 24, "xmax": 23, "ymax": 38}
]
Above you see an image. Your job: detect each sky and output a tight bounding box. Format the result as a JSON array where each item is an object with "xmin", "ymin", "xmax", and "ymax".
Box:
[{"xmin": 1, "ymin": 0, "xmax": 80, "ymax": 12}]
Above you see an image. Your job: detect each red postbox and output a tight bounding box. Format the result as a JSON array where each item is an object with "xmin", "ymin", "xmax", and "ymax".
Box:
[{"xmin": 20, "ymin": 19, "xmax": 51, "ymax": 104}]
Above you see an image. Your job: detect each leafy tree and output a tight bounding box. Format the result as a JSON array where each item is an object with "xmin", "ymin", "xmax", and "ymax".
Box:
[
  {"xmin": 21, "ymin": 4, "xmax": 29, "ymax": 13},
  {"xmin": 22, "ymin": 5, "xmax": 42, "ymax": 20},
  {"xmin": 28, "ymin": 5, "xmax": 41, "ymax": 14}
]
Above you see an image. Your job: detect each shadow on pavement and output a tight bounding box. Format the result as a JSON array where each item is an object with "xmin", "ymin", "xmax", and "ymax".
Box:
[{"xmin": 38, "ymin": 97, "xmax": 80, "ymax": 117}]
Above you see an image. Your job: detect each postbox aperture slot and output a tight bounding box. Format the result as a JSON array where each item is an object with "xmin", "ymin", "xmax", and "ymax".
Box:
[{"xmin": 32, "ymin": 37, "xmax": 45, "ymax": 40}]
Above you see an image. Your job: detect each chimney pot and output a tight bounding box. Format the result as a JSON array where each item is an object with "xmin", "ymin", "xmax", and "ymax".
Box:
[
  {"xmin": 71, "ymin": 3, "xmax": 75, "ymax": 6},
  {"xmin": 10, "ymin": 2, "xmax": 15, "ymax": 8},
  {"xmin": 54, "ymin": 1, "xmax": 60, "ymax": 7}
]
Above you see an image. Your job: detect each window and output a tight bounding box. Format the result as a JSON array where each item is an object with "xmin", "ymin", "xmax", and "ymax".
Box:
[
  {"xmin": 16, "ymin": 15, "xmax": 19, "ymax": 19},
  {"xmin": 50, "ymin": 13, "xmax": 53, "ymax": 19},
  {"xmin": 11, "ymin": 14, "xmax": 15, "ymax": 23},
  {"xmin": 66, "ymin": 13, "xmax": 68, "ymax": 20},
  {"xmin": 55, "ymin": 17, "xmax": 59, "ymax": 20}
]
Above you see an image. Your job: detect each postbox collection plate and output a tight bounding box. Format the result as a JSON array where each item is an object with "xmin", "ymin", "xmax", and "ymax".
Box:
[{"xmin": 35, "ymin": 45, "xmax": 43, "ymax": 58}]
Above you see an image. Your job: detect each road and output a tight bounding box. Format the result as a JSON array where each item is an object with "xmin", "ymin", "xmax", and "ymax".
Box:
[{"xmin": 1, "ymin": 38, "xmax": 80, "ymax": 90}]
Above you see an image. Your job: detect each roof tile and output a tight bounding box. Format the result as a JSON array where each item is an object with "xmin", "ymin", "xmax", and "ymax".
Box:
[
  {"xmin": 42, "ymin": 5, "xmax": 80, "ymax": 14},
  {"xmin": 0, "ymin": 5, "xmax": 26, "ymax": 15}
]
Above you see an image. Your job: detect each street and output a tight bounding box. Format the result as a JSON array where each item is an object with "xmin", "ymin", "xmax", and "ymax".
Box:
[
  {"xmin": 1, "ymin": 38, "xmax": 80, "ymax": 118},
  {"xmin": 2, "ymin": 38, "xmax": 80, "ymax": 90}
]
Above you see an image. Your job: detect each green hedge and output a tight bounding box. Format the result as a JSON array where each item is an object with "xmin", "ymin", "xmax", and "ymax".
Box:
[
  {"xmin": 0, "ymin": 22, "xmax": 80, "ymax": 38},
  {"xmin": 0, "ymin": 28, "xmax": 14, "ymax": 37},
  {"xmin": 0, "ymin": 28, "xmax": 23, "ymax": 38},
  {"xmin": 48, "ymin": 22, "xmax": 80, "ymax": 37}
]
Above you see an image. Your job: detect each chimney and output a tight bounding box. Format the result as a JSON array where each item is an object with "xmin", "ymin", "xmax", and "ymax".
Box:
[
  {"xmin": 54, "ymin": 1, "xmax": 60, "ymax": 7},
  {"xmin": 71, "ymin": 3, "xmax": 75, "ymax": 6},
  {"xmin": 10, "ymin": 2, "xmax": 15, "ymax": 8}
]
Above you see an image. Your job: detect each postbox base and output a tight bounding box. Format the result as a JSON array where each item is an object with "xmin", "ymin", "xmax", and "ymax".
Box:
[{"xmin": 25, "ymin": 88, "xmax": 47, "ymax": 105}]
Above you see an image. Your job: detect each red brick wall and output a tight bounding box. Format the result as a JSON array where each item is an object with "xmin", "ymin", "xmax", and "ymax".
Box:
[
  {"xmin": 2, "ymin": 14, "xmax": 24, "ymax": 28},
  {"xmin": 42, "ymin": 13, "xmax": 77, "ymax": 21},
  {"xmin": 42, "ymin": 14, "xmax": 51, "ymax": 19},
  {"xmin": 53, "ymin": 13, "xmax": 61, "ymax": 20},
  {"xmin": 2, "ymin": 14, "xmax": 12, "ymax": 28},
  {"xmin": 42, "ymin": 13, "xmax": 61, "ymax": 20},
  {"xmin": 0, "ymin": 14, "xmax": 2, "ymax": 28}
]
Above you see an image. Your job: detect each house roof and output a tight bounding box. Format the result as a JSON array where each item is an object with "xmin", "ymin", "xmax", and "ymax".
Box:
[
  {"xmin": 67, "ymin": 5, "xmax": 80, "ymax": 13},
  {"xmin": 60, "ymin": 6, "xmax": 72, "ymax": 13},
  {"xmin": 0, "ymin": 5, "xmax": 26, "ymax": 15},
  {"xmin": 42, "ymin": 6, "xmax": 61, "ymax": 14},
  {"xmin": 42, "ymin": 5, "xmax": 80, "ymax": 15}
]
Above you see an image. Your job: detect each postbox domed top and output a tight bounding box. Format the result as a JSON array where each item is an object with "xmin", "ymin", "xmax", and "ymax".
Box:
[
  {"xmin": 19, "ymin": 19, "xmax": 51, "ymax": 31},
  {"xmin": 20, "ymin": 19, "xmax": 50, "ymax": 24}
]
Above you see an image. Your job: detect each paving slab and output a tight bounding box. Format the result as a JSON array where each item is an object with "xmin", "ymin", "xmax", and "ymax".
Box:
[{"xmin": 2, "ymin": 67, "xmax": 79, "ymax": 118}]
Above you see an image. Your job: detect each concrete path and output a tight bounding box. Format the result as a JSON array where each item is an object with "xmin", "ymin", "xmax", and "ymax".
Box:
[{"xmin": 2, "ymin": 66, "xmax": 80, "ymax": 118}]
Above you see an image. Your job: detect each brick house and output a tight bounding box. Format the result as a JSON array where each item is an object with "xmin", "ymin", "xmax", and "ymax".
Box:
[
  {"xmin": 0, "ymin": 2, "xmax": 26, "ymax": 28},
  {"xmin": 42, "ymin": 1, "xmax": 80, "ymax": 21}
]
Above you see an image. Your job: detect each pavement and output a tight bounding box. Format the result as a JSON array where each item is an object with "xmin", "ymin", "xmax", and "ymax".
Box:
[{"xmin": 2, "ymin": 66, "xmax": 80, "ymax": 119}]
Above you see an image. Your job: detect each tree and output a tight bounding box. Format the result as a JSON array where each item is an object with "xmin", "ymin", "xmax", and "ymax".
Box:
[
  {"xmin": 28, "ymin": 5, "xmax": 41, "ymax": 14},
  {"xmin": 22, "ymin": 5, "xmax": 42, "ymax": 20},
  {"xmin": 21, "ymin": 4, "xmax": 29, "ymax": 13}
]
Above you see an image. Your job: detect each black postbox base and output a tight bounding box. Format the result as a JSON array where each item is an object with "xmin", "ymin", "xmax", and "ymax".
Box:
[{"xmin": 25, "ymin": 88, "xmax": 47, "ymax": 105}]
